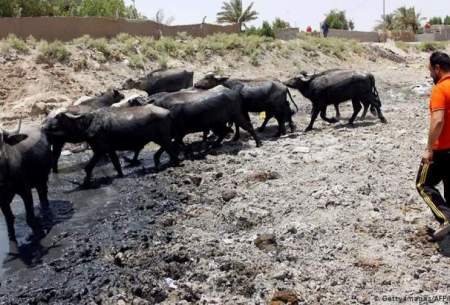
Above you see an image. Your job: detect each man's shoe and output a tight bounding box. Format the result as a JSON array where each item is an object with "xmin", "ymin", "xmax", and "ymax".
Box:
[{"xmin": 433, "ymin": 223, "xmax": 450, "ymax": 241}]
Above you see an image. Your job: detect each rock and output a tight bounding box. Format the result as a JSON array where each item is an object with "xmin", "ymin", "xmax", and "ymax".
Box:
[
  {"xmin": 222, "ymin": 190, "xmax": 237, "ymax": 202},
  {"xmin": 23, "ymin": 92, "xmax": 70, "ymax": 116},
  {"xmin": 132, "ymin": 297, "xmax": 150, "ymax": 305},
  {"xmin": 255, "ymin": 234, "xmax": 277, "ymax": 251},
  {"xmin": 164, "ymin": 277, "xmax": 178, "ymax": 289},
  {"xmin": 114, "ymin": 252, "xmax": 125, "ymax": 267},
  {"xmin": 117, "ymin": 300, "xmax": 126, "ymax": 305},
  {"xmin": 61, "ymin": 150, "xmax": 72, "ymax": 157},
  {"xmin": 187, "ymin": 175, "xmax": 202, "ymax": 187},
  {"xmin": 247, "ymin": 171, "xmax": 281, "ymax": 183},
  {"xmin": 292, "ymin": 146, "xmax": 310, "ymax": 154},
  {"xmin": 269, "ymin": 290, "xmax": 299, "ymax": 305}
]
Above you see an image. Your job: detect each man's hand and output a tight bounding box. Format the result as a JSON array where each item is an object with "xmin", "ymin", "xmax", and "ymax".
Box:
[{"xmin": 422, "ymin": 149, "xmax": 434, "ymax": 164}]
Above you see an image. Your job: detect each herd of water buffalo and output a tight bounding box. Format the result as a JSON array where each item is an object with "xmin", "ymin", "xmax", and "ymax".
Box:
[{"xmin": 0, "ymin": 68, "xmax": 388, "ymax": 242}]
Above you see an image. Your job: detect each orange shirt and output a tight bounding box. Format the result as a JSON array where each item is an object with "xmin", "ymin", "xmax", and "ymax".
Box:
[{"xmin": 430, "ymin": 74, "xmax": 450, "ymax": 150}]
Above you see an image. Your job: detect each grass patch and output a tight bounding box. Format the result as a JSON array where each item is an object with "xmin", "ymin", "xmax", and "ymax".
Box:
[
  {"xmin": 37, "ymin": 40, "xmax": 71, "ymax": 64},
  {"xmin": 0, "ymin": 34, "xmax": 29, "ymax": 54},
  {"xmin": 417, "ymin": 41, "xmax": 448, "ymax": 52},
  {"xmin": 127, "ymin": 53, "xmax": 146, "ymax": 69}
]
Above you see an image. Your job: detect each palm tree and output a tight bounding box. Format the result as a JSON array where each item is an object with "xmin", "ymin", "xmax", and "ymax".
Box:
[
  {"xmin": 374, "ymin": 13, "xmax": 395, "ymax": 31},
  {"xmin": 217, "ymin": 0, "xmax": 258, "ymax": 31},
  {"xmin": 393, "ymin": 6, "xmax": 424, "ymax": 33}
]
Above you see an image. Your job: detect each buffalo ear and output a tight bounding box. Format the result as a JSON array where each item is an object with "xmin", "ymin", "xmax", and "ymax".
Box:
[{"xmin": 4, "ymin": 134, "xmax": 28, "ymax": 146}]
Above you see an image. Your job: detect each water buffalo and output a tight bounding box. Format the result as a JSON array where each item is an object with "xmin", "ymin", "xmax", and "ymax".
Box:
[
  {"xmin": 0, "ymin": 122, "xmax": 52, "ymax": 241},
  {"xmin": 122, "ymin": 69, "xmax": 194, "ymax": 95},
  {"xmin": 140, "ymin": 86, "xmax": 262, "ymax": 150},
  {"xmin": 43, "ymin": 105, "xmax": 178, "ymax": 186},
  {"xmin": 194, "ymin": 74, "xmax": 298, "ymax": 138},
  {"xmin": 43, "ymin": 89, "xmax": 125, "ymax": 173},
  {"xmin": 284, "ymin": 70, "xmax": 387, "ymax": 132},
  {"xmin": 310, "ymin": 69, "xmax": 378, "ymax": 121}
]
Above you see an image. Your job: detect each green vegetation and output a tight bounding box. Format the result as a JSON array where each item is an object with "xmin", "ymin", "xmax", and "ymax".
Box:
[
  {"xmin": 429, "ymin": 16, "xmax": 450, "ymax": 25},
  {"xmin": 375, "ymin": 6, "xmax": 424, "ymax": 33},
  {"xmin": 0, "ymin": 34, "xmax": 29, "ymax": 54},
  {"xmin": 217, "ymin": 0, "xmax": 258, "ymax": 31},
  {"xmin": 417, "ymin": 41, "xmax": 448, "ymax": 52},
  {"xmin": 3, "ymin": 31, "xmax": 443, "ymax": 69},
  {"xmin": 245, "ymin": 18, "xmax": 291, "ymax": 38},
  {"xmin": 0, "ymin": 0, "xmax": 144, "ymax": 18},
  {"xmin": 324, "ymin": 10, "xmax": 354, "ymax": 30},
  {"xmin": 37, "ymin": 40, "xmax": 71, "ymax": 63}
]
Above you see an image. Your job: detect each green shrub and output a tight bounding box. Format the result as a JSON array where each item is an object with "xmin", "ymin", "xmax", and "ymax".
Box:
[
  {"xmin": 157, "ymin": 54, "xmax": 169, "ymax": 70},
  {"xmin": 418, "ymin": 42, "xmax": 448, "ymax": 52},
  {"xmin": 2, "ymin": 34, "xmax": 29, "ymax": 54},
  {"xmin": 37, "ymin": 41, "xmax": 70, "ymax": 63},
  {"xmin": 128, "ymin": 54, "xmax": 146, "ymax": 69}
]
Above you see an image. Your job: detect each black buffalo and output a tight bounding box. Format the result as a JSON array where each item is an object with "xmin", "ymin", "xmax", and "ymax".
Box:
[
  {"xmin": 138, "ymin": 86, "xmax": 262, "ymax": 150},
  {"xmin": 194, "ymin": 74, "xmax": 298, "ymax": 138},
  {"xmin": 284, "ymin": 70, "xmax": 387, "ymax": 132},
  {"xmin": 122, "ymin": 69, "xmax": 194, "ymax": 95},
  {"xmin": 43, "ymin": 105, "xmax": 178, "ymax": 186},
  {"xmin": 0, "ymin": 122, "xmax": 52, "ymax": 241},
  {"xmin": 43, "ymin": 89, "xmax": 125, "ymax": 173}
]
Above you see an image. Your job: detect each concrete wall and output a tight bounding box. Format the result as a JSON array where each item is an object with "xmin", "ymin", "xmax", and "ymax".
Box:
[
  {"xmin": 0, "ymin": 17, "xmax": 240, "ymax": 41},
  {"xmin": 275, "ymin": 28, "xmax": 299, "ymax": 40},
  {"xmin": 328, "ymin": 29, "xmax": 380, "ymax": 42}
]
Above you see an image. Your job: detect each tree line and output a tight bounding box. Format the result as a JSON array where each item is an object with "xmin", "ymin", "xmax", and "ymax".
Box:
[{"xmin": 0, "ymin": 0, "xmax": 143, "ymax": 19}]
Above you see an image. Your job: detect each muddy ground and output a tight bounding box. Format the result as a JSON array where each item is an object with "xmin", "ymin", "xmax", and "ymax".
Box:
[{"xmin": 1, "ymin": 44, "xmax": 450, "ymax": 305}]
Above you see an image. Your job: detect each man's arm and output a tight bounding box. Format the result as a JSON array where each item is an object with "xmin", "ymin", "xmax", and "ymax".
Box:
[{"xmin": 423, "ymin": 109, "xmax": 445, "ymax": 162}]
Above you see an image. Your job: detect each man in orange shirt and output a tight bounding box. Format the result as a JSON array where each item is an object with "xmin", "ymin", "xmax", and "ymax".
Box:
[{"xmin": 417, "ymin": 51, "xmax": 450, "ymax": 240}]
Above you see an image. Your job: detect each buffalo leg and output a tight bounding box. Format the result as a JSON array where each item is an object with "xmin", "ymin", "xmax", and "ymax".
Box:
[
  {"xmin": 365, "ymin": 96, "xmax": 387, "ymax": 124},
  {"xmin": 258, "ymin": 113, "xmax": 273, "ymax": 132},
  {"xmin": 360, "ymin": 101, "xmax": 370, "ymax": 121},
  {"xmin": 305, "ymin": 105, "xmax": 321, "ymax": 132},
  {"xmin": 274, "ymin": 115, "xmax": 287, "ymax": 137},
  {"xmin": 36, "ymin": 183, "xmax": 50, "ymax": 209},
  {"xmin": 155, "ymin": 140, "xmax": 179, "ymax": 168},
  {"xmin": 334, "ymin": 104, "xmax": 341, "ymax": 121},
  {"xmin": 234, "ymin": 115, "xmax": 262, "ymax": 147},
  {"xmin": 232, "ymin": 123, "xmax": 241, "ymax": 141},
  {"xmin": 349, "ymin": 99, "xmax": 362, "ymax": 125},
  {"xmin": 108, "ymin": 151, "xmax": 124, "ymax": 178},
  {"xmin": 51, "ymin": 141, "xmax": 64, "ymax": 174},
  {"xmin": 1, "ymin": 197, "xmax": 16, "ymax": 241},
  {"xmin": 320, "ymin": 107, "xmax": 339, "ymax": 124},
  {"xmin": 20, "ymin": 189, "xmax": 44, "ymax": 238},
  {"xmin": 84, "ymin": 153, "xmax": 102, "ymax": 186}
]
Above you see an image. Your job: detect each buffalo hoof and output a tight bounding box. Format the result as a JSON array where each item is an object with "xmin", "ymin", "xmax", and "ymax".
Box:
[
  {"xmin": 329, "ymin": 118, "xmax": 339, "ymax": 124},
  {"xmin": 304, "ymin": 127, "xmax": 313, "ymax": 132},
  {"xmin": 256, "ymin": 141, "xmax": 263, "ymax": 147},
  {"xmin": 127, "ymin": 159, "xmax": 141, "ymax": 167},
  {"xmin": 8, "ymin": 234, "xmax": 17, "ymax": 242},
  {"xmin": 81, "ymin": 180, "xmax": 92, "ymax": 189},
  {"xmin": 380, "ymin": 117, "xmax": 388, "ymax": 124}
]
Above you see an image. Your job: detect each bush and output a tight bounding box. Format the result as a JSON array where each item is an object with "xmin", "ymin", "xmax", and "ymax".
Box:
[
  {"xmin": 37, "ymin": 41, "xmax": 71, "ymax": 63},
  {"xmin": 1, "ymin": 34, "xmax": 29, "ymax": 54},
  {"xmin": 418, "ymin": 42, "xmax": 448, "ymax": 52},
  {"xmin": 127, "ymin": 54, "xmax": 146, "ymax": 69}
]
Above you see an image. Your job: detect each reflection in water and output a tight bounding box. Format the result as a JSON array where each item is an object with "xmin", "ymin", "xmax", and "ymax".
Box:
[{"xmin": 0, "ymin": 200, "xmax": 74, "ymax": 277}]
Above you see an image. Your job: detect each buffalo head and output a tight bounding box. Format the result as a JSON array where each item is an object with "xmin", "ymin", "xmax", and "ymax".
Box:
[
  {"xmin": 194, "ymin": 73, "xmax": 229, "ymax": 90},
  {"xmin": 43, "ymin": 111, "xmax": 91, "ymax": 139}
]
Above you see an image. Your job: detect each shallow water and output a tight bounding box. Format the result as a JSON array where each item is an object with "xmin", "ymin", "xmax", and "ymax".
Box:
[{"xmin": 0, "ymin": 151, "xmax": 146, "ymax": 280}]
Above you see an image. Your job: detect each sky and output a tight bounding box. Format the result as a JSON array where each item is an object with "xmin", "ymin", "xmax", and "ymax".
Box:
[{"xmin": 125, "ymin": 0, "xmax": 449, "ymax": 31}]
